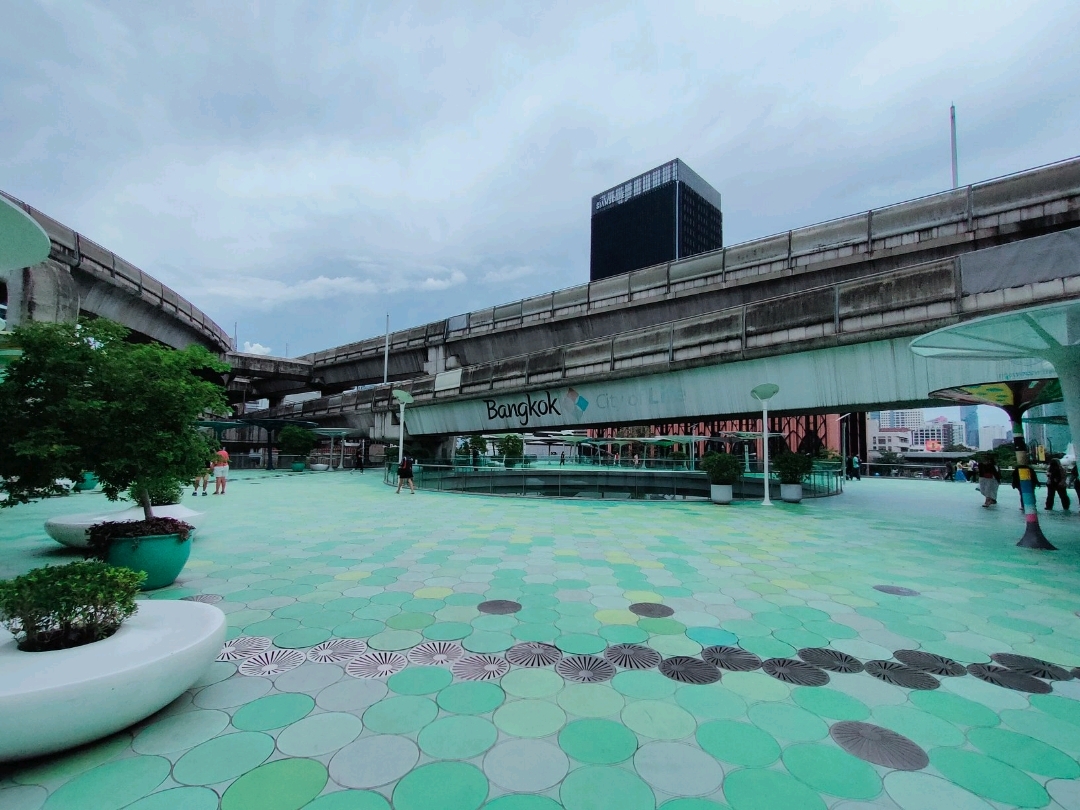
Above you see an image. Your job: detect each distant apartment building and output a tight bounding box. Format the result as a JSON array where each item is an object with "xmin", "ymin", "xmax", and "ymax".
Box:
[
  {"xmin": 870, "ymin": 427, "xmax": 912, "ymax": 457},
  {"xmin": 878, "ymin": 409, "xmax": 924, "ymax": 430},
  {"xmin": 910, "ymin": 420, "xmax": 966, "ymax": 451},
  {"xmin": 979, "ymin": 424, "xmax": 1012, "ymax": 450},
  {"xmin": 960, "ymin": 406, "xmax": 980, "ymax": 448}
]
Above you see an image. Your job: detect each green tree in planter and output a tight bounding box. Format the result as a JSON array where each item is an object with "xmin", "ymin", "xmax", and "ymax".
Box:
[
  {"xmin": 497, "ymin": 434, "xmax": 524, "ymax": 466},
  {"xmin": 278, "ymin": 425, "xmax": 317, "ymax": 458},
  {"xmin": 772, "ymin": 451, "xmax": 814, "ymax": 485},
  {"xmin": 0, "ymin": 319, "xmax": 228, "ymax": 519},
  {"xmin": 699, "ymin": 452, "xmax": 740, "ymax": 485}
]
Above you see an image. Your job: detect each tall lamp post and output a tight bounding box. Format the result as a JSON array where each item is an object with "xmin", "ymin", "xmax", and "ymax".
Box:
[
  {"xmin": 751, "ymin": 384, "xmax": 780, "ymax": 506},
  {"xmin": 391, "ymin": 389, "xmax": 414, "ymax": 464}
]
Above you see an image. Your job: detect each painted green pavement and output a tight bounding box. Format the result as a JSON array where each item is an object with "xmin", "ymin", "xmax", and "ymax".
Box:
[{"xmin": 3, "ymin": 471, "xmax": 1080, "ymax": 809}]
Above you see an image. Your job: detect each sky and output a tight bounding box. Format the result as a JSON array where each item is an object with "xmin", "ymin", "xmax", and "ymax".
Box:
[{"xmin": 2, "ymin": 1, "xmax": 1078, "ymax": 373}]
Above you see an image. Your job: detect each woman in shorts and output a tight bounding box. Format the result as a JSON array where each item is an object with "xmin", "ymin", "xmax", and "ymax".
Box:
[{"xmin": 213, "ymin": 448, "xmax": 230, "ymax": 495}]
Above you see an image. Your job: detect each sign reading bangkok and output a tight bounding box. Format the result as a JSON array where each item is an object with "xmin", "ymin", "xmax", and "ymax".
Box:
[{"xmin": 484, "ymin": 388, "xmax": 589, "ymax": 426}]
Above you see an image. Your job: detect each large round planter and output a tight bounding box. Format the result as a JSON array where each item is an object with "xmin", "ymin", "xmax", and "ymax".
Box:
[
  {"xmin": 105, "ymin": 534, "xmax": 192, "ymax": 590},
  {"xmin": 45, "ymin": 504, "xmax": 204, "ymax": 549},
  {"xmin": 291, "ymin": 461, "xmax": 306, "ymax": 472},
  {"xmin": 310, "ymin": 463, "xmax": 329, "ymax": 471},
  {"xmin": 0, "ymin": 600, "xmax": 225, "ymax": 763},
  {"xmin": 780, "ymin": 483, "xmax": 804, "ymax": 503},
  {"xmin": 710, "ymin": 484, "xmax": 734, "ymax": 504},
  {"xmin": 73, "ymin": 472, "xmax": 98, "ymax": 492}
]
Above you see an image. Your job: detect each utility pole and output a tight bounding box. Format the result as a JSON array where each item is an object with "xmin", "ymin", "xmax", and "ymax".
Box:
[
  {"xmin": 950, "ymin": 104, "xmax": 959, "ymax": 189},
  {"xmin": 382, "ymin": 313, "xmax": 390, "ymax": 385}
]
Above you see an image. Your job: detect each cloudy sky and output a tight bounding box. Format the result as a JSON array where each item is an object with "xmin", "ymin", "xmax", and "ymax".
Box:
[{"xmin": 2, "ymin": 1, "xmax": 1078, "ymax": 364}]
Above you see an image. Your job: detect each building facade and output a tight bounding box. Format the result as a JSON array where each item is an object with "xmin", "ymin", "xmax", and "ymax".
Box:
[{"xmin": 590, "ymin": 159, "xmax": 723, "ymax": 282}]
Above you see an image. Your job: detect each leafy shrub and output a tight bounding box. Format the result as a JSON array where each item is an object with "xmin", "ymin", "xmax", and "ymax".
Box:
[
  {"xmin": 0, "ymin": 561, "xmax": 144, "ymax": 651},
  {"xmin": 87, "ymin": 517, "xmax": 193, "ymax": 560},
  {"xmin": 278, "ymin": 425, "xmax": 317, "ymax": 457},
  {"xmin": 497, "ymin": 434, "xmax": 524, "ymax": 467},
  {"xmin": 772, "ymin": 451, "xmax": 814, "ymax": 484},
  {"xmin": 700, "ymin": 452, "xmax": 741, "ymax": 485},
  {"xmin": 128, "ymin": 478, "xmax": 183, "ymax": 507}
]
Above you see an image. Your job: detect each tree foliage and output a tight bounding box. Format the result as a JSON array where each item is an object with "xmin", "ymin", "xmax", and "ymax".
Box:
[
  {"xmin": 278, "ymin": 425, "xmax": 317, "ymax": 457},
  {"xmin": 700, "ymin": 451, "xmax": 740, "ymax": 485},
  {"xmin": 0, "ymin": 319, "xmax": 228, "ymax": 518},
  {"xmin": 497, "ymin": 434, "xmax": 524, "ymax": 459}
]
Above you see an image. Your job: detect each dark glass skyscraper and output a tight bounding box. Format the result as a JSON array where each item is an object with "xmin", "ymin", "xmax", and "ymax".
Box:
[{"xmin": 590, "ymin": 159, "xmax": 723, "ymax": 282}]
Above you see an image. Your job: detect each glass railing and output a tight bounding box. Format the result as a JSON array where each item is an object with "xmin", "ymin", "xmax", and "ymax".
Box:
[{"xmin": 383, "ymin": 459, "xmax": 844, "ymax": 500}]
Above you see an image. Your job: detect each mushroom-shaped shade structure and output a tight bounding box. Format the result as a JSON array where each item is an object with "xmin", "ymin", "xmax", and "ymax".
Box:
[
  {"xmin": 0, "ymin": 194, "xmax": 50, "ymax": 277},
  {"xmin": 911, "ymin": 301, "xmax": 1080, "ymax": 550}
]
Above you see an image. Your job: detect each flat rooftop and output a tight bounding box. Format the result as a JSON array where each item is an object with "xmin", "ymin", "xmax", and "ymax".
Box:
[{"xmin": 3, "ymin": 473, "xmax": 1080, "ymax": 809}]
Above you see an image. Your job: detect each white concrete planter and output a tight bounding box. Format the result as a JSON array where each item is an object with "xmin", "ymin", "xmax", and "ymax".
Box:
[
  {"xmin": 310, "ymin": 463, "xmax": 330, "ymax": 471},
  {"xmin": 0, "ymin": 600, "xmax": 225, "ymax": 762},
  {"xmin": 45, "ymin": 504, "xmax": 204, "ymax": 549},
  {"xmin": 710, "ymin": 484, "xmax": 733, "ymax": 504},
  {"xmin": 780, "ymin": 483, "xmax": 804, "ymax": 503}
]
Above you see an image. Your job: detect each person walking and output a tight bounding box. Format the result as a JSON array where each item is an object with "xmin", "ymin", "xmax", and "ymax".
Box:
[
  {"xmin": 559, "ymin": 451, "xmax": 566, "ymax": 466},
  {"xmin": 353, "ymin": 446, "xmax": 365, "ymax": 474},
  {"xmin": 1045, "ymin": 457, "xmax": 1070, "ymax": 511},
  {"xmin": 978, "ymin": 455, "xmax": 1000, "ymax": 507},
  {"xmin": 192, "ymin": 455, "xmax": 212, "ymax": 497},
  {"xmin": 851, "ymin": 455, "xmax": 861, "ymax": 480},
  {"xmin": 212, "ymin": 448, "xmax": 230, "ymax": 495},
  {"xmin": 396, "ymin": 456, "xmax": 416, "ymax": 494}
]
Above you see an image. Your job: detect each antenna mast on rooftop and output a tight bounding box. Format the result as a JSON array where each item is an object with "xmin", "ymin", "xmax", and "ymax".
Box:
[{"xmin": 950, "ymin": 104, "xmax": 959, "ymax": 189}]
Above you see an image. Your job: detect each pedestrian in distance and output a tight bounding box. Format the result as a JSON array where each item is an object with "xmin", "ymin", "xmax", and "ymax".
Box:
[
  {"xmin": 851, "ymin": 455, "xmax": 861, "ymax": 480},
  {"xmin": 192, "ymin": 456, "xmax": 212, "ymax": 497},
  {"xmin": 212, "ymin": 448, "xmax": 230, "ymax": 495},
  {"xmin": 1045, "ymin": 456, "xmax": 1070, "ymax": 511},
  {"xmin": 354, "ymin": 446, "xmax": 365, "ymax": 474},
  {"xmin": 396, "ymin": 456, "xmax": 416, "ymax": 494},
  {"xmin": 559, "ymin": 452, "xmax": 565, "ymax": 466},
  {"xmin": 978, "ymin": 455, "xmax": 1000, "ymax": 507}
]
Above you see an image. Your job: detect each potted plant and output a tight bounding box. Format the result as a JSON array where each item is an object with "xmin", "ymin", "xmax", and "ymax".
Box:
[
  {"xmin": 671, "ymin": 450, "xmax": 689, "ymax": 470},
  {"xmin": 0, "ymin": 560, "xmax": 225, "ymax": 762},
  {"xmin": 772, "ymin": 451, "xmax": 814, "ymax": 503},
  {"xmin": 0, "ymin": 319, "xmax": 228, "ymax": 588},
  {"xmin": 498, "ymin": 434, "xmax": 525, "ymax": 468},
  {"xmin": 700, "ymin": 451, "xmax": 740, "ymax": 504},
  {"xmin": 279, "ymin": 425, "xmax": 317, "ymax": 471}
]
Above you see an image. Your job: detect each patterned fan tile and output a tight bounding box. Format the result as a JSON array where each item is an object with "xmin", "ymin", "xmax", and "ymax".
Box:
[
  {"xmin": 507, "ymin": 642, "xmax": 563, "ymax": 668},
  {"xmin": 556, "ymin": 654, "xmax": 616, "ymax": 683},
  {"xmin": 308, "ymin": 638, "xmax": 368, "ymax": 664},
  {"xmin": 990, "ymin": 652, "xmax": 1073, "ymax": 681},
  {"xmin": 477, "ymin": 600, "xmax": 522, "ymax": 615},
  {"xmin": 628, "ymin": 602, "xmax": 674, "ymax": 618},
  {"xmin": 238, "ymin": 648, "xmax": 306, "ymax": 676},
  {"xmin": 408, "ymin": 641, "xmax": 465, "ymax": 667},
  {"xmin": 967, "ymin": 663, "xmax": 1052, "ymax": 694},
  {"xmin": 603, "ymin": 644, "xmax": 662, "ymax": 670},
  {"xmin": 347, "ymin": 651, "xmax": 408, "ymax": 679},
  {"xmin": 182, "ymin": 593, "xmax": 223, "ymax": 604},
  {"xmin": 701, "ymin": 645, "xmax": 762, "ymax": 672},
  {"xmin": 797, "ymin": 647, "xmax": 864, "ymax": 674},
  {"xmin": 873, "ymin": 585, "xmax": 920, "ymax": 597},
  {"xmin": 893, "ymin": 649, "xmax": 966, "ymax": 677},
  {"xmin": 452, "ymin": 654, "xmax": 510, "ymax": 681},
  {"xmin": 658, "ymin": 656, "xmax": 721, "ymax": 684},
  {"xmin": 217, "ymin": 636, "xmax": 272, "ymax": 662},
  {"xmin": 830, "ymin": 721, "xmax": 928, "ymax": 770},
  {"xmin": 865, "ymin": 660, "xmax": 939, "ymax": 690},
  {"xmin": 761, "ymin": 657, "xmax": 829, "ymax": 686}
]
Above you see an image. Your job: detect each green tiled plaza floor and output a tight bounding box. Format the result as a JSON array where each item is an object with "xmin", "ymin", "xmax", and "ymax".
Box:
[{"xmin": 3, "ymin": 472, "xmax": 1080, "ymax": 809}]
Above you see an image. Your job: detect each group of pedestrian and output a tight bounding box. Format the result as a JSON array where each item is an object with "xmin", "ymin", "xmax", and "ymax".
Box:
[
  {"xmin": 193, "ymin": 447, "xmax": 230, "ymax": 496},
  {"xmin": 972, "ymin": 452, "xmax": 1077, "ymax": 511}
]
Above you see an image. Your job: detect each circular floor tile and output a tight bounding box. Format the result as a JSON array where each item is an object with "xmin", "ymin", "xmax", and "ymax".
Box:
[
  {"xmin": 124, "ymin": 787, "xmax": 220, "ymax": 810},
  {"xmin": 761, "ymin": 657, "xmax": 829, "ymax": 686},
  {"xmin": 438, "ymin": 681, "xmax": 506, "ymax": 714},
  {"xmin": 659, "ymin": 656, "xmax": 720, "ymax": 684},
  {"xmin": 303, "ymin": 791, "xmax": 390, "ymax": 810},
  {"xmin": 346, "ymin": 651, "xmax": 407, "ymax": 679},
  {"xmin": 419, "ymin": 715, "xmax": 498, "ymax": 759},
  {"xmin": 363, "ymin": 695, "xmax": 438, "ymax": 734},
  {"xmin": 720, "ymin": 671, "xmax": 790, "ymax": 702},
  {"xmin": 966, "ymin": 663, "xmax": 1052, "ymax": 693},
  {"xmin": 367, "ymin": 629, "xmax": 423, "ymax": 651},
  {"xmin": 39, "ymin": 756, "xmax": 171, "ymax": 810},
  {"xmin": 173, "ymin": 731, "xmax": 275, "ymax": 785},
  {"xmin": 621, "ymin": 700, "xmax": 696, "ymax": 740},
  {"xmin": 463, "ymin": 631, "xmax": 516, "ymax": 653},
  {"xmin": 317, "ymin": 678, "xmax": 388, "ymax": 712},
  {"xmin": 408, "ymin": 640, "xmax": 465, "ymax": 666},
  {"xmin": 696, "ymin": 719, "xmax": 780, "ymax": 767},
  {"xmin": 559, "ymin": 717, "xmax": 638, "ymax": 764},
  {"xmin": 791, "ymin": 686, "xmax": 869, "ymax": 721},
  {"xmin": 685, "ymin": 627, "xmax": 739, "ymax": 647},
  {"xmin": 830, "ymin": 722, "xmax": 928, "ymax": 771},
  {"xmin": 748, "ymin": 702, "xmax": 827, "ymax": 742},
  {"xmin": 630, "ymin": 602, "xmax": 674, "ymax": 617},
  {"xmin": 453, "ymin": 653, "xmax": 511, "ymax": 680},
  {"xmin": 560, "ymin": 765, "xmax": 655, "ymax": 810},
  {"xmin": 239, "ymin": 648, "xmax": 306, "ymax": 676},
  {"xmin": 555, "ymin": 634, "xmax": 606, "ymax": 654},
  {"xmin": 675, "ymin": 683, "xmax": 746, "ymax": 720},
  {"xmin": 484, "ymin": 738, "xmax": 569, "ymax": 791},
  {"xmin": 133, "ymin": 709, "xmax": 230, "ymax": 755},
  {"xmin": 194, "ymin": 676, "xmax": 271, "ymax": 709},
  {"xmin": 884, "ymin": 771, "xmax": 993, "ymax": 810},
  {"xmin": 871, "ymin": 704, "xmax": 964, "ymax": 748},
  {"xmin": 220, "ymin": 758, "xmax": 327, "ymax": 810},
  {"xmin": 968, "ymin": 726, "xmax": 1080, "ymax": 778},
  {"xmin": 502, "ymin": 668, "xmax": 565, "ymax": 698},
  {"xmin": 634, "ymin": 741, "xmax": 723, "ymax": 796},
  {"xmin": 557, "ymin": 683, "xmax": 625, "ymax": 717},
  {"xmin": 276, "ymin": 712, "xmax": 363, "ymax": 757},
  {"xmin": 701, "ymin": 646, "xmax": 761, "ymax": 672},
  {"xmin": 612, "ymin": 669, "xmax": 678, "ymax": 699},
  {"xmin": 599, "ymin": 625, "xmax": 650, "ymax": 644},
  {"xmin": 393, "ymin": 762, "xmax": 488, "ymax": 810},
  {"xmin": 482, "ymin": 795, "xmax": 562, "ymax": 810},
  {"xmin": 388, "ymin": 666, "xmax": 453, "ymax": 695},
  {"xmin": 909, "ymin": 691, "xmax": 999, "ymax": 727},
  {"xmin": 233, "ymin": 693, "xmax": 314, "ymax": 731},
  {"xmin": 274, "ymin": 628, "xmax": 332, "ymax": 648},
  {"xmin": 557, "ymin": 654, "xmax": 617, "ymax": 683},
  {"xmin": 329, "ymin": 735, "xmax": 419, "ymax": 788},
  {"xmin": 424, "ymin": 622, "xmax": 474, "ymax": 640},
  {"xmin": 494, "ymin": 699, "xmax": 567, "ymax": 737},
  {"xmin": 721, "ymin": 767, "xmax": 826, "ymax": 810},
  {"xmin": 274, "ymin": 662, "xmax": 344, "ymax": 693},
  {"xmin": 930, "ymin": 747, "xmax": 1048, "ymax": 807},
  {"xmin": 797, "ymin": 647, "xmax": 864, "ymax": 673},
  {"xmin": 783, "ymin": 742, "xmax": 881, "ymax": 799}
]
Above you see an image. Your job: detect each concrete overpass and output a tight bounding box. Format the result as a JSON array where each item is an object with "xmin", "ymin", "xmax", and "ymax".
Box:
[
  {"xmin": 0, "ymin": 190, "xmax": 232, "ymax": 353},
  {"xmin": 252, "ymin": 157, "xmax": 1080, "ymax": 436}
]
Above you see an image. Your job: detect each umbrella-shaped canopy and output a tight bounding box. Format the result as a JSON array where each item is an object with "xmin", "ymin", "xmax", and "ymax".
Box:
[
  {"xmin": 0, "ymin": 195, "xmax": 50, "ymax": 277},
  {"xmin": 927, "ymin": 379, "xmax": 1061, "ymax": 413}
]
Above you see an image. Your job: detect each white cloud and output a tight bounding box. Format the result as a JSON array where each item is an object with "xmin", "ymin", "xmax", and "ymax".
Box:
[{"xmin": 242, "ymin": 341, "xmax": 273, "ymax": 355}]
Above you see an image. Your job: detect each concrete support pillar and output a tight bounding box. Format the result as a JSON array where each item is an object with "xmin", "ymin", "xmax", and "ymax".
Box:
[{"xmin": 5, "ymin": 260, "xmax": 80, "ymax": 327}]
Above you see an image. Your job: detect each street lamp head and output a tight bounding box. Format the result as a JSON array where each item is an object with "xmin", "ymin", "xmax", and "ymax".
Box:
[
  {"xmin": 750, "ymin": 383, "xmax": 779, "ymax": 402},
  {"xmin": 391, "ymin": 389, "xmax": 414, "ymax": 405}
]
